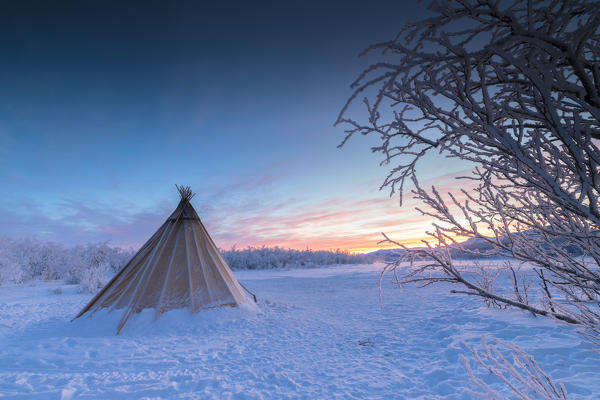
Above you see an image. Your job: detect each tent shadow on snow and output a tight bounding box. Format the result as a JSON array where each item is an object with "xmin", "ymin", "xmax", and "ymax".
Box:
[{"xmin": 72, "ymin": 185, "xmax": 258, "ymax": 334}]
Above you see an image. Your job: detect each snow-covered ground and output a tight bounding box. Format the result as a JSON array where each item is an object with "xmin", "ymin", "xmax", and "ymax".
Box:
[{"xmin": 0, "ymin": 264, "xmax": 598, "ymax": 399}]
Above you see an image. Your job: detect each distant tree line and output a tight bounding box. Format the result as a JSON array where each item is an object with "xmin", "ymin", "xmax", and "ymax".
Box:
[
  {"xmin": 221, "ymin": 245, "xmax": 376, "ymax": 270},
  {"xmin": 0, "ymin": 237, "xmax": 376, "ymax": 292}
]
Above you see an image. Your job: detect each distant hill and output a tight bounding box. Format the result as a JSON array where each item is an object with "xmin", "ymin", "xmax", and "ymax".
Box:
[
  {"xmin": 367, "ymin": 237, "xmax": 501, "ymax": 261},
  {"xmin": 368, "ymin": 234, "xmax": 585, "ymax": 261}
]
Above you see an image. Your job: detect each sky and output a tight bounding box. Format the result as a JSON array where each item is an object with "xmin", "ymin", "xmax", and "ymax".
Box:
[{"xmin": 0, "ymin": 1, "xmax": 471, "ymax": 253}]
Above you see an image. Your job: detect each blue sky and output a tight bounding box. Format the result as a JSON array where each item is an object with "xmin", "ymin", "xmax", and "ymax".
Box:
[{"xmin": 0, "ymin": 1, "xmax": 469, "ymax": 252}]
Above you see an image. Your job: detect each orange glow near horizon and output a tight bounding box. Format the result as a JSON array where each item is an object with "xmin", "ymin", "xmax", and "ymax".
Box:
[
  {"xmin": 203, "ymin": 171, "xmax": 478, "ymax": 254},
  {"xmin": 220, "ymin": 230, "xmax": 471, "ymax": 254},
  {"xmin": 112, "ymin": 171, "xmax": 478, "ymax": 254}
]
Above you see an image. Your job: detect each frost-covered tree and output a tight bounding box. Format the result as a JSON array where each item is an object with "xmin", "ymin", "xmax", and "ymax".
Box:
[
  {"xmin": 0, "ymin": 237, "xmax": 23, "ymax": 285},
  {"xmin": 338, "ymin": 0, "xmax": 600, "ymax": 397},
  {"xmin": 0, "ymin": 237, "xmax": 134, "ymax": 292},
  {"xmin": 66, "ymin": 243, "xmax": 111, "ymax": 292}
]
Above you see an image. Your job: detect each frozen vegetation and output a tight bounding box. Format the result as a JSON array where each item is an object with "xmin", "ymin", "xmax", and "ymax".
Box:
[
  {"xmin": 0, "ymin": 237, "xmax": 134, "ymax": 293},
  {"xmin": 0, "ymin": 238, "xmax": 375, "ymax": 292},
  {"xmin": 221, "ymin": 245, "xmax": 375, "ymax": 270},
  {"xmin": 337, "ymin": 2, "xmax": 600, "ymax": 394}
]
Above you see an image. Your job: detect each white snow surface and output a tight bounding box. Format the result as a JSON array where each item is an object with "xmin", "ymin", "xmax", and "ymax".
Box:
[{"xmin": 0, "ymin": 263, "xmax": 598, "ymax": 399}]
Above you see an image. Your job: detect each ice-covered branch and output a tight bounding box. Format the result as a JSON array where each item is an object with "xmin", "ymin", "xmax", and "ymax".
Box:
[{"xmin": 339, "ymin": 0, "xmax": 600, "ymax": 397}]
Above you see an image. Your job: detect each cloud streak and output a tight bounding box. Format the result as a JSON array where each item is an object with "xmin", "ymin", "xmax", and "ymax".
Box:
[{"xmin": 0, "ymin": 169, "xmax": 478, "ymax": 253}]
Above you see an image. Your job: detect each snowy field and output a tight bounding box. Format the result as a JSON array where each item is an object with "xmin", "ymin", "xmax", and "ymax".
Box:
[{"xmin": 0, "ymin": 263, "xmax": 599, "ymax": 399}]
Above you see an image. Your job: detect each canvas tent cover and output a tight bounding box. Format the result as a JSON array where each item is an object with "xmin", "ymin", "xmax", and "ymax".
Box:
[{"xmin": 74, "ymin": 186, "xmax": 253, "ymax": 334}]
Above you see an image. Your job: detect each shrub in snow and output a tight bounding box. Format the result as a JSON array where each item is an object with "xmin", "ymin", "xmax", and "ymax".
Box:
[
  {"xmin": 66, "ymin": 243, "xmax": 112, "ymax": 292},
  {"xmin": 5, "ymin": 237, "xmax": 63, "ymax": 282},
  {"xmin": 0, "ymin": 237, "xmax": 24, "ymax": 285},
  {"xmin": 0, "ymin": 237, "xmax": 134, "ymax": 292}
]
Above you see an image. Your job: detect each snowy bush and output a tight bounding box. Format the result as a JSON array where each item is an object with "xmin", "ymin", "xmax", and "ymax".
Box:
[
  {"xmin": 2, "ymin": 237, "xmax": 64, "ymax": 282},
  {"xmin": 0, "ymin": 237, "xmax": 134, "ymax": 292},
  {"xmin": 64, "ymin": 243, "xmax": 111, "ymax": 292},
  {"xmin": 0, "ymin": 237, "xmax": 24, "ymax": 285}
]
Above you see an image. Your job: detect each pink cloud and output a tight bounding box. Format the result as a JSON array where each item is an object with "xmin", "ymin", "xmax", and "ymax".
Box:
[
  {"xmin": 200, "ymin": 170, "xmax": 479, "ymax": 253},
  {"xmin": 0, "ymin": 168, "xmax": 479, "ymax": 253}
]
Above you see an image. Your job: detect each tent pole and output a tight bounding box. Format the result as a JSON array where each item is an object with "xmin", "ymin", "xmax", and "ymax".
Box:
[{"xmin": 238, "ymin": 282, "xmax": 258, "ymax": 303}]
